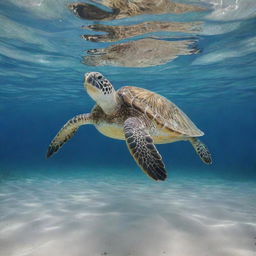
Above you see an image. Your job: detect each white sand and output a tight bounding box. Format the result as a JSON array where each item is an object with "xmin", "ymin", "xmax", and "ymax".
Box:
[{"xmin": 0, "ymin": 173, "xmax": 255, "ymax": 256}]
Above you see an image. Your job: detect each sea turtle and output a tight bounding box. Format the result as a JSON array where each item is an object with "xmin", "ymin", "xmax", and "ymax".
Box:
[
  {"xmin": 47, "ymin": 72, "xmax": 212, "ymax": 181},
  {"xmin": 68, "ymin": 0, "xmax": 206, "ymax": 21}
]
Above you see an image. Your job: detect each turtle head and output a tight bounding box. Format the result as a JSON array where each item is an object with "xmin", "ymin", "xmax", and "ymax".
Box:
[{"xmin": 84, "ymin": 72, "xmax": 118, "ymax": 114}]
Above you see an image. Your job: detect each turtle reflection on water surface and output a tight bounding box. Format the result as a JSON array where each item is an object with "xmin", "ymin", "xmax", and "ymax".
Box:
[
  {"xmin": 68, "ymin": 0, "xmax": 206, "ymax": 20},
  {"xmin": 82, "ymin": 21, "xmax": 202, "ymax": 43},
  {"xmin": 47, "ymin": 72, "xmax": 212, "ymax": 181},
  {"xmin": 84, "ymin": 38, "xmax": 199, "ymax": 68}
]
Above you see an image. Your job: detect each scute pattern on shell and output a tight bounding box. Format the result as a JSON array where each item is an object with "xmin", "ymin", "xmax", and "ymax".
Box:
[{"xmin": 118, "ymin": 86, "xmax": 204, "ymax": 137}]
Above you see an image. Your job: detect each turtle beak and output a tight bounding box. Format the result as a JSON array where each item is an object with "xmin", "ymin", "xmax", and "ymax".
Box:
[
  {"xmin": 84, "ymin": 73, "xmax": 99, "ymax": 95},
  {"xmin": 84, "ymin": 72, "xmax": 90, "ymax": 83},
  {"xmin": 84, "ymin": 72, "xmax": 92, "ymax": 88}
]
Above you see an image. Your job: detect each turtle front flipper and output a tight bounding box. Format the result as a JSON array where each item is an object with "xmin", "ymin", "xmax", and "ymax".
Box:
[
  {"xmin": 46, "ymin": 113, "xmax": 92, "ymax": 158},
  {"xmin": 189, "ymin": 137, "xmax": 212, "ymax": 164},
  {"xmin": 124, "ymin": 117, "xmax": 167, "ymax": 181}
]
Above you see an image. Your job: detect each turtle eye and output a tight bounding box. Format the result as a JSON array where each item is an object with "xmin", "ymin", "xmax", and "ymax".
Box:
[
  {"xmin": 95, "ymin": 82, "xmax": 103, "ymax": 89},
  {"xmin": 97, "ymin": 75, "xmax": 102, "ymax": 80}
]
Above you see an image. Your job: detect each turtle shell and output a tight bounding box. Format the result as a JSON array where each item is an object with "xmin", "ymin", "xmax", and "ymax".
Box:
[{"xmin": 118, "ymin": 86, "xmax": 204, "ymax": 137}]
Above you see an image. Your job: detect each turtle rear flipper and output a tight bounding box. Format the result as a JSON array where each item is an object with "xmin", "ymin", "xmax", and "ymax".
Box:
[
  {"xmin": 190, "ymin": 137, "xmax": 212, "ymax": 164},
  {"xmin": 46, "ymin": 113, "xmax": 92, "ymax": 158}
]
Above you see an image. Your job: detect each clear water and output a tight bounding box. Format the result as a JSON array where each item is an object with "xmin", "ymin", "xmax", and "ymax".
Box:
[{"xmin": 0, "ymin": 0, "xmax": 256, "ymax": 255}]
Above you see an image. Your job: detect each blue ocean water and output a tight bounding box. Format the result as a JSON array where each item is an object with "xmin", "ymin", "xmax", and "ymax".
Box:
[{"xmin": 0, "ymin": 0, "xmax": 256, "ymax": 255}]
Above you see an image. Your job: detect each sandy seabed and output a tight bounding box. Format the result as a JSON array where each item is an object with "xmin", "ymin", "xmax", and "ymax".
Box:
[{"xmin": 0, "ymin": 171, "xmax": 256, "ymax": 256}]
